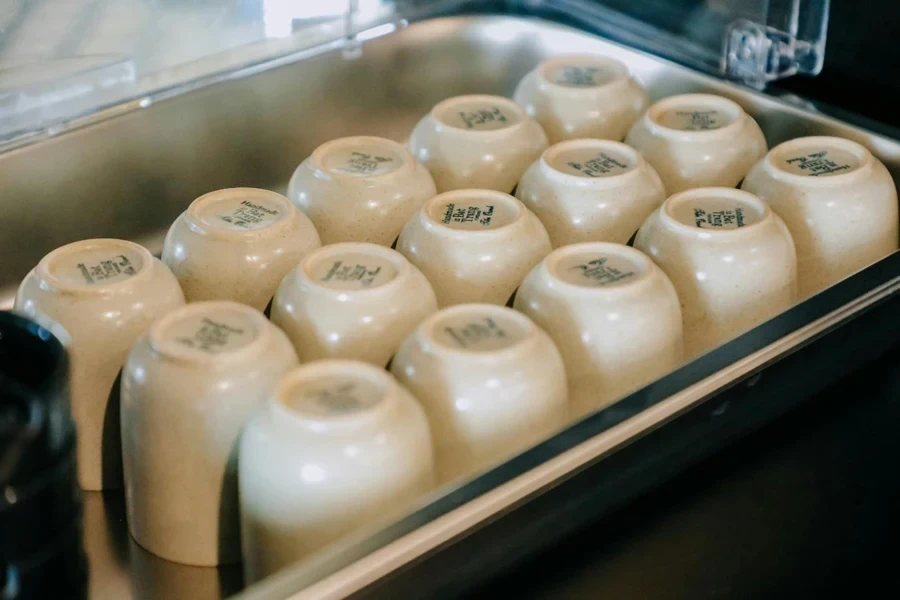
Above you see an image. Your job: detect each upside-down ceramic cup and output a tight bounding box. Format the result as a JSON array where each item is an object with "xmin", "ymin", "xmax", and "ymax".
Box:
[
  {"xmin": 516, "ymin": 139, "xmax": 667, "ymax": 247},
  {"xmin": 15, "ymin": 239, "xmax": 185, "ymax": 490},
  {"xmin": 239, "ymin": 360, "xmax": 435, "ymax": 582},
  {"xmin": 514, "ymin": 243, "xmax": 683, "ymax": 418},
  {"xmin": 741, "ymin": 136, "xmax": 899, "ymax": 298},
  {"xmin": 407, "ymin": 94, "xmax": 548, "ymax": 193},
  {"xmin": 121, "ymin": 301, "xmax": 298, "ymax": 566},
  {"xmin": 635, "ymin": 188, "xmax": 797, "ymax": 357},
  {"xmin": 396, "ymin": 190, "xmax": 552, "ymax": 307},
  {"xmin": 161, "ymin": 188, "xmax": 321, "ymax": 311},
  {"xmin": 287, "ymin": 136, "xmax": 437, "ymax": 246},
  {"xmin": 625, "ymin": 94, "xmax": 767, "ymax": 193},
  {"xmin": 390, "ymin": 304, "xmax": 567, "ymax": 483},
  {"xmin": 513, "ymin": 54, "xmax": 649, "ymax": 143},
  {"xmin": 271, "ymin": 243, "xmax": 438, "ymax": 366}
]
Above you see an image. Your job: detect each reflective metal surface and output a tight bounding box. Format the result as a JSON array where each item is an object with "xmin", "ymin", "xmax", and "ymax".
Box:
[{"xmin": 1, "ymin": 14, "xmax": 899, "ymax": 600}]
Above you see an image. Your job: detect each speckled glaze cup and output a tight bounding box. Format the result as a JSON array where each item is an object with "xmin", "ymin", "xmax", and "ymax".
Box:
[
  {"xmin": 635, "ymin": 188, "xmax": 797, "ymax": 357},
  {"xmin": 391, "ymin": 304, "xmax": 567, "ymax": 484},
  {"xmin": 625, "ymin": 94, "xmax": 767, "ymax": 193},
  {"xmin": 15, "ymin": 239, "xmax": 185, "ymax": 490},
  {"xmin": 397, "ymin": 190, "xmax": 552, "ymax": 307},
  {"xmin": 516, "ymin": 139, "xmax": 667, "ymax": 247},
  {"xmin": 287, "ymin": 136, "xmax": 437, "ymax": 246},
  {"xmin": 514, "ymin": 243, "xmax": 682, "ymax": 418},
  {"xmin": 161, "ymin": 188, "xmax": 321, "ymax": 311},
  {"xmin": 513, "ymin": 54, "xmax": 649, "ymax": 143},
  {"xmin": 239, "ymin": 360, "xmax": 434, "ymax": 582},
  {"xmin": 121, "ymin": 301, "xmax": 298, "ymax": 567},
  {"xmin": 408, "ymin": 94, "xmax": 548, "ymax": 193},
  {"xmin": 741, "ymin": 136, "xmax": 899, "ymax": 298},
  {"xmin": 271, "ymin": 243, "xmax": 438, "ymax": 366}
]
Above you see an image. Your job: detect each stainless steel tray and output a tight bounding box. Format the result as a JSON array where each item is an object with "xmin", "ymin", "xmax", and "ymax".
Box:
[{"xmin": 3, "ymin": 13, "xmax": 899, "ymax": 600}]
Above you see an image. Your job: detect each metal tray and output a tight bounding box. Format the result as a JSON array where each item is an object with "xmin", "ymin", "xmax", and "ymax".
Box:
[{"xmin": 2, "ymin": 13, "xmax": 899, "ymax": 600}]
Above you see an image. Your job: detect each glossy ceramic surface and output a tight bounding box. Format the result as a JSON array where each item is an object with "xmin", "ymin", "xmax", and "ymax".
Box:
[
  {"xmin": 407, "ymin": 94, "xmax": 548, "ymax": 193},
  {"xmin": 15, "ymin": 239, "xmax": 185, "ymax": 491},
  {"xmin": 514, "ymin": 243, "xmax": 683, "ymax": 418},
  {"xmin": 742, "ymin": 136, "xmax": 900, "ymax": 298},
  {"xmin": 635, "ymin": 188, "xmax": 798, "ymax": 357},
  {"xmin": 120, "ymin": 301, "xmax": 298, "ymax": 567},
  {"xmin": 390, "ymin": 304, "xmax": 567, "ymax": 484},
  {"xmin": 516, "ymin": 139, "xmax": 667, "ymax": 247},
  {"xmin": 396, "ymin": 189, "xmax": 552, "ymax": 307},
  {"xmin": 271, "ymin": 242, "xmax": 438, "ymax": 366},
  {"xmin": 287, "ymin": 136, "xmax": 437, "ymax": 246},
  {"xmin": 161, "ymin": 188, "xmax": 322, "ymax": 311},
  {"xmin": 239, "ymin": 360, "xmax": 434, "ymax": 583},
  {"xmin": 513, "ymin": 54, "xmax": 649, "ymax": 143},
  {"xmin": 625, "ymin": 93, "xmax": 768, "ymax": 193}
]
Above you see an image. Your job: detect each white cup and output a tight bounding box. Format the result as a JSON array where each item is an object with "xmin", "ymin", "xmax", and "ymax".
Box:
[
  {"xmin": 514, "ymin": 243, "xmax": 683, "ymax": 418},
  {"xmin": 513, "ymin": 54, "xmax": 649, "ymax": 143},
  {"xmin": 271, "ymin": 242, "xmax": 438, "ymax": 366},
  {"xmin": 635, "ymin": 187, "xmax": 798, "ymax": 357},
  {"xmin": 516, "ymin": 139, "xmax": 667, "ymax": 247},
  {"xmin": 239, "ymin": 360, "xmax": 435, "ymax": 582},
  {"xmin": 120, "ymin": 301, "xmax": 298, "ymax": 566},
  {"xmin": 625, "ymin": 93, "xmax": 767, "ymax": 193},
  {"xmin": 161, "ymin": 188, "xmax": 321, "ymax": 311},
  {"xmin": 390, "ymin": 304, "xmax": 567, "ymax": 484},
  {"xmin": 397, "ymin": 189, "xmax": 552, "ymax": 307},
  {"xmin": 741, "ymin": 136, "xmax": 899, "ymax": 298},
  {"xmin": 15, "ymin": 239, "xmax": 185, "ymax": 490},
  {"xmin": 287, "ymin": 136, "xmax": 437, "ymax": 246},
  {"xmin": 408, "ymin": 94, "xmax": 548, "ymax": 193}
]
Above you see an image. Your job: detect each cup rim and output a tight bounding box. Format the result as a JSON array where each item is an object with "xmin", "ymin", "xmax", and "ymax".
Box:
[
  {"xmin": 307, "ymin": 135, "xmax": 416, "ymax": 182},
  {"xmin": 658, "ymin": 187, "xmax": 773, "ymax": 239},
  {"xmin": 534, "ymin": 54, "xmax": 632, "ymax": 95},
  {"xmin": 34, "ymin": 238, "xmax": 156, "ymax": 296},
  {"xmin": 643, "ymin": 93, "xmax": 748, "ymax": 141},
  {"xmin": 183, "ymin": 187, "xmax": 298, "ymax": 240},
  {"xmin": 429, "ymin": 94, "xmax": 528, "ymax": 136},
  {"xmin": 419, "ymin": 189, "xmax": 527, "ymax": 237},
  {"xmin": 760, "ymin": 136, "xmax": 875, "ymax": 186},
  {"xmin": 539, "ymin": 139, "xmax": 644, "ymax": 187},
  {"xmin": 539, "ymin": 242, "xmax": 657, "ymax": 297},
  {"xmin": 297, "ymin": 242, "xmax": 411, "ymax": 296},
  {"xmin": 416, "ymin": 303, "xmax": 541, "ymax": 360}
]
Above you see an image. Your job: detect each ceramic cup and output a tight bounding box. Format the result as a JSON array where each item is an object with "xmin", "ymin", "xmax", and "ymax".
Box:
[
  {"xmin": 239, "ymin": 360, "xmax": 434, "ymax": 582},
  {"xmin": 625, "ymin": 93, "xmax": 767, "ymax": 193},
  {"xmin": 271, "ymin": 242, "xmax": 438, "ymax": 366},
  {"xmin": 513, "ymin": 54, "xmax": 649, "ymax": 143},
  {"xmin": 516, "ymin": 139, "xmax": 667, "ymax": 247},
  {"xmin": 286, "ymin": 136, "xmax": 437, "ymax": 246},
  {"xmin": 161, "ymin": 188, "xmax": 322, "ymax": 311},
  {"xmin": 514, "ymin": 243, "xmax": 683, "ymax": 418},
  {"xmin": 120, "ymin": 301, "xmax": 298, "ymax": 566},
  {"xmin": 407, "ymin": 94, "xmax": 548, "ymax": 193},
  {"xmin": 390, "ymin": 304, "xmax": 567, "ymax": 484},
  {"xmin": 635, "ymin": 187, "xmax": 797, "ymax": 357},
  {"xmin": 15, "ymin": 239, "xmax": 185, "ymax": 491},
  {"xmin": 396, "ymin": 189, "xmax": 552, "ymax": 307},
  {"xmin": 741, "ymin": 136, "xmax": 899, "ymax": 298}
]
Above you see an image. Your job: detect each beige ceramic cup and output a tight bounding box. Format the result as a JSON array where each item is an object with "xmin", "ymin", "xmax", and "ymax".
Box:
[
  {"xmin": 239, "ymin": 360, "xmax": 435, "ymax": 582},
  {"xmin": 407, "ymin": 94, "xmax": 549, "ymax": 193},
  {"xmin": 390, "ymin": 304, "xmax": 567, "ymax": 484},
  {"xmin": 120, "ymin": 301, "xmax": 298, "ymax": 566},
  {"xmin": 161, "ymin": 188, "xmax": 321, "ymax": 311},
  {"xmin": 514, "ymin": 243, "xmax": 683, "ymax": 418},
  {"xmin": 15, "ymin": 239, "xmax": 185, "ymax": 490},
  {"xmin": 635, "ymin": 187, "xmax": 797, "ymax": 357},
  {"xmin": 271, "ymin": 242, "xmax": 438, "ymax": 366},
  {"xmin": 287, "ymin": 136, "xmax": 437, "ymax": 246},
  {"xmin": 513, "ymin": 54, "xmax": 649, "ymax": 143},
  {"xmin": 516, "ymin": 139, "xmax": 667, "ymax": 247},
  {"xmin": 625, "ymin": 93, "xmax": 767, "ymax": 193},
  {"xmin": 397, "ymin": 189, "xmax": 552, "ymax": 307},
  {"xmin": 741, "ymin": 136, "xmax": 899, "ymax": 298}
]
